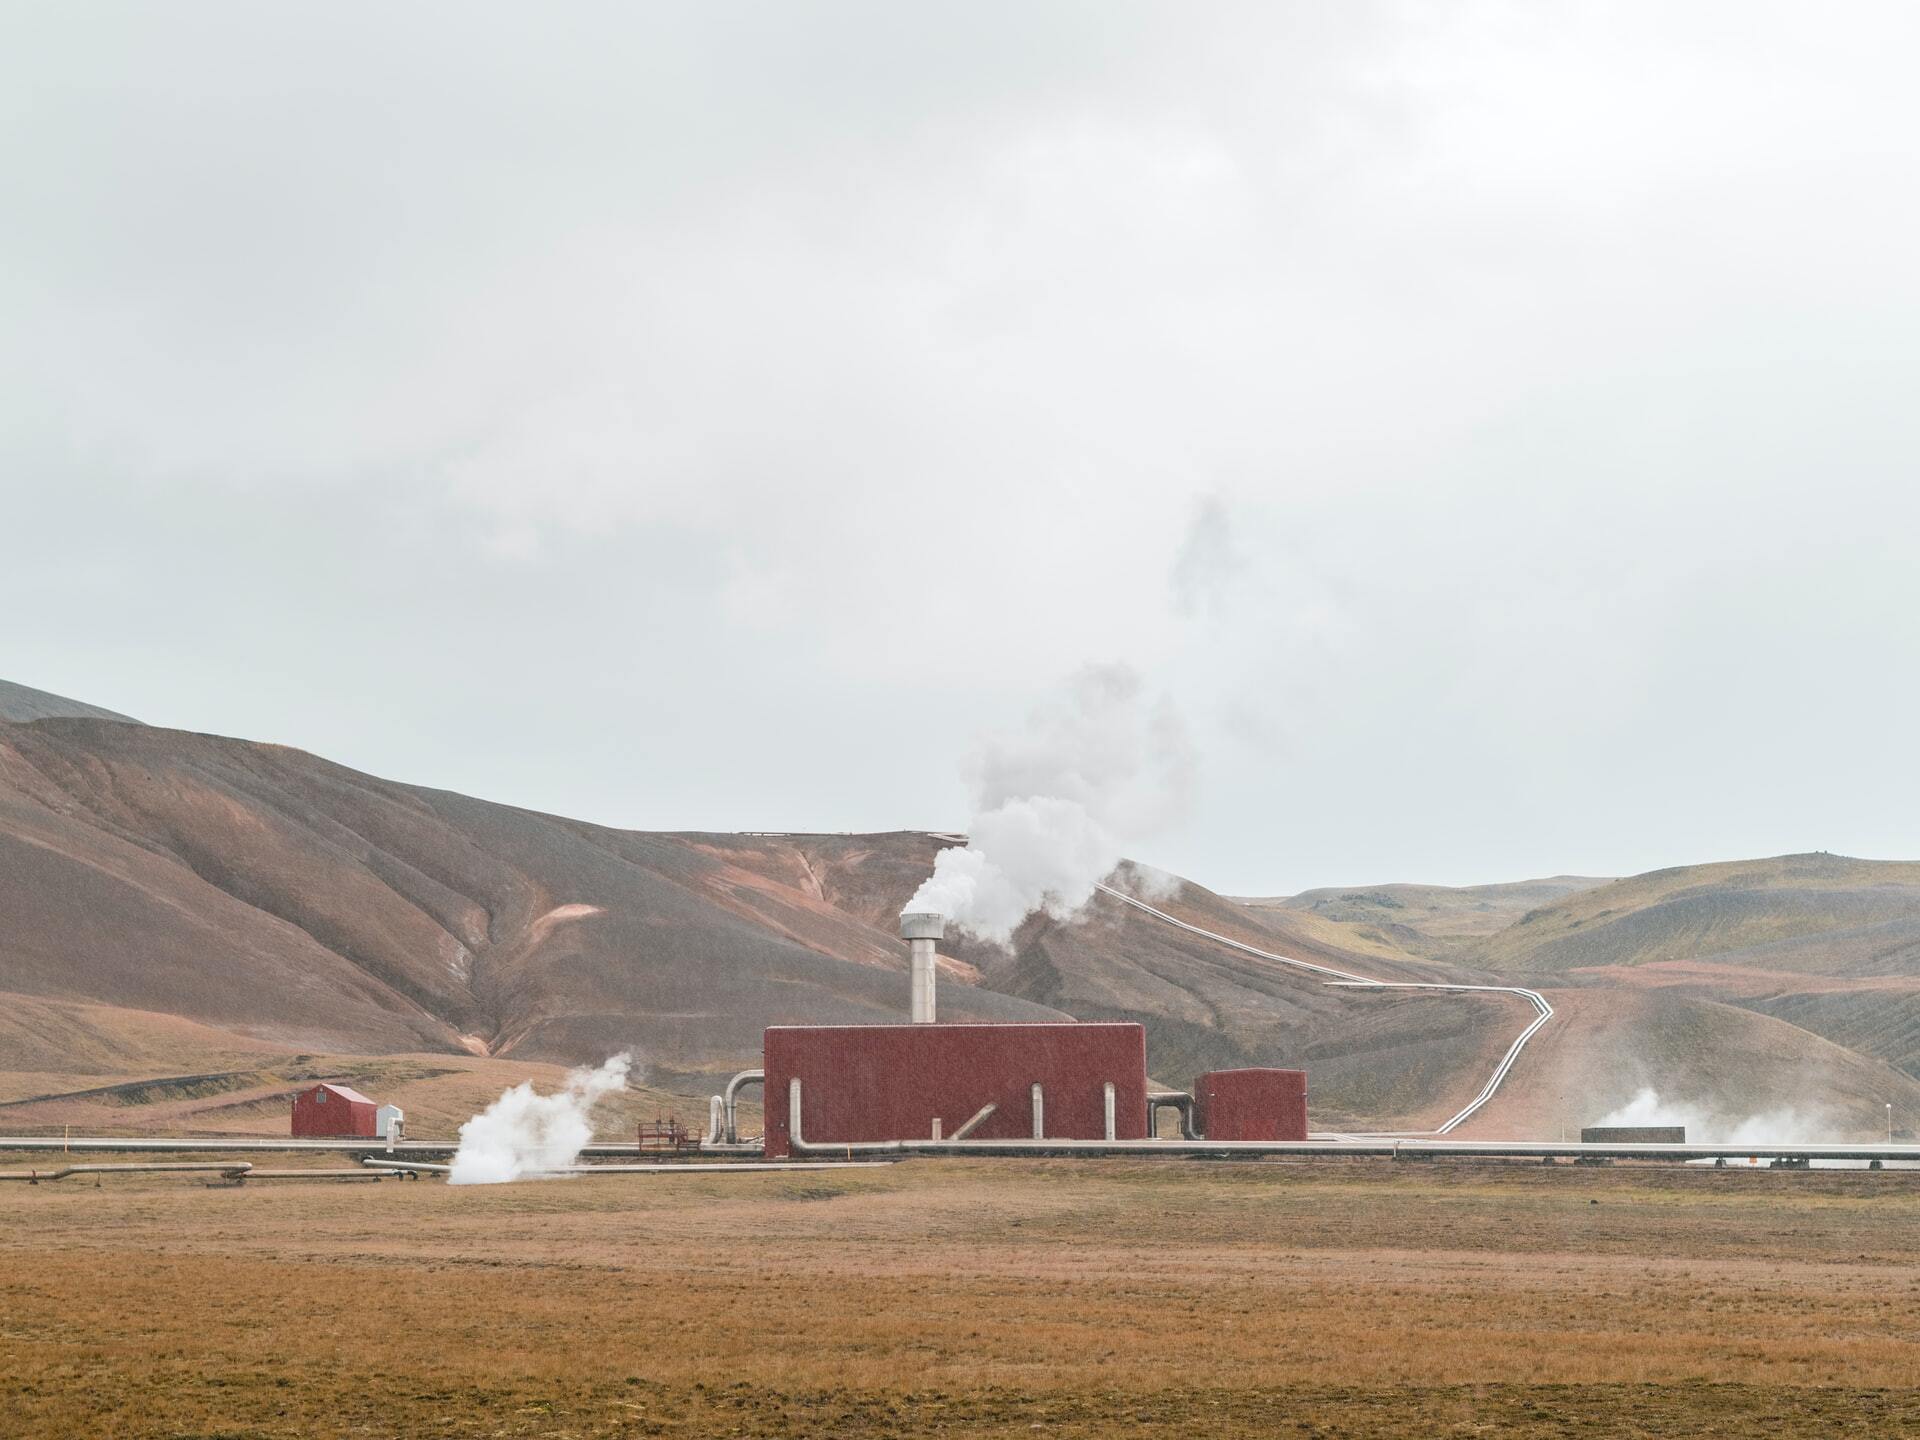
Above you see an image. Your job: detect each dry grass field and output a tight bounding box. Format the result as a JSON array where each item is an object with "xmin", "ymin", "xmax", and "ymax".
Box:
[{"xmin": 4, "ymin": 1159, "xmax": 1919, "ymax": 1437}]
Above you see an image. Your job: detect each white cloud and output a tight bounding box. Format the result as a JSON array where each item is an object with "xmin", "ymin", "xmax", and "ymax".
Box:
[{"xmin": 5, "ymin": 2, "xmax": 1920, "ymax": 891}]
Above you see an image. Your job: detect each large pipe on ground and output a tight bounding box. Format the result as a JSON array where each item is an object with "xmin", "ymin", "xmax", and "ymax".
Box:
[
  {"xmin": 900, "ymin": 911, "xmax": 946, "ymax": 1023},
  {"xmin": 722, "ymin": 1069, "xmax": 765, "ymax": 1145},
  {"xmin": 0, "ymin": 1162, "xmax": 254, "ymax": 1183},
  {"xmin": 1148, "ymin": 1090, "xmax": 1200, "ymax": 1140},
  {"xmin": 781, "ymin": 1079, "xmax": 1920, "ymax": 1164}
]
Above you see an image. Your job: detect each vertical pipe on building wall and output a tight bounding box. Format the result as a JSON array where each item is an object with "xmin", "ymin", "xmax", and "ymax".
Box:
[
  {"xmin": 931, "ymin": 1117, "xmax": 943, "ymax": 1140},
  {"xmin": 788, "ymin": 1077, "xmax": 803, "ymax": 1147},
  {"xmin": 1031, "ymin": 1083, "xmax": 1045, "ymax": 1139},
  {"xmin": 1103, "ymin": 1082, "xmax": 1117, "ymax": 1141}
]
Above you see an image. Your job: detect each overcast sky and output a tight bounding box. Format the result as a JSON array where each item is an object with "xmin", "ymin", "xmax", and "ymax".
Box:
[{"xmin": 5, "ymin": 2, "xmax": 1919, "ymax": 894}]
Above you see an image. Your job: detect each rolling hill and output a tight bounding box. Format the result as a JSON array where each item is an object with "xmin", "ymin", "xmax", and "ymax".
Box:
[
  {"xmin": 1251, "ymin": 875, "xmax": 1613, "ymax": 960},
  {"xmin": 1436, "ymin": 854, "xmax": 1920, "ymax": 1084},
  {"xmin": 3, "ymin": 679, "xmax": 1919, "ymax": 1141}
]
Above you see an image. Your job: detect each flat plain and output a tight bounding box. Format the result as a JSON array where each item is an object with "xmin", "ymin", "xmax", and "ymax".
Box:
[{"xmin": 4, "ymin": 1158, "xmax": 1919, "ymax": 1437}]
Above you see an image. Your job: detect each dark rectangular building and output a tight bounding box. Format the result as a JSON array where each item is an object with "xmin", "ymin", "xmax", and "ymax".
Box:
[{"xmin": 1580, "ymin": 1125, "xmax": 1685, "ymax": 1144}]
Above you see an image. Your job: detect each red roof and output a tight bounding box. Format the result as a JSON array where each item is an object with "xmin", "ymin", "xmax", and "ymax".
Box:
[{"xmin": 312, "ymin": 1083, "xmax": 376, "ymax": 1106}]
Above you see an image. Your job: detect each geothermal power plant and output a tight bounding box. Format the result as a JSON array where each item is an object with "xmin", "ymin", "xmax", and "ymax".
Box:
[
  {"xmin": 726, "ymin": 912, "xmax": 1310, "ymax": 1158},
  {"xmin": 11, "ymin": 901, "xmax": 1920, "ymax": 1178}
]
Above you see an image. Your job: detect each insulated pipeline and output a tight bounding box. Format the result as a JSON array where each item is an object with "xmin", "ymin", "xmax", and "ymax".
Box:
[{"xmin": 1090, "ymin": 882, "xmax": 1555, "ymax": 1136}]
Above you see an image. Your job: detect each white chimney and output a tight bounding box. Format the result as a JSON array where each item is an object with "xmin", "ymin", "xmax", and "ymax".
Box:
[{"xmin": 900, "ymin": 911, "xmax": 946, "ymax": 1023}]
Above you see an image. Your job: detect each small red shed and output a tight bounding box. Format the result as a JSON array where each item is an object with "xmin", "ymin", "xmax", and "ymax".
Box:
[
  {"xmin": 1192, "ymin": 1068, "xmax": 1308, "ymax": 1142},
  {"xmin": 291, "ymin": 1082, "xmax": 380, "ymax": 1138}
]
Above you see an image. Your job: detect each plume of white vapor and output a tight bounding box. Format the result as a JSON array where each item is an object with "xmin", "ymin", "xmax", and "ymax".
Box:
[
  {"xmin": 448, "ymin": 1051, "xmax": 633, "ymax": 1185},
  {"xmin": 1593, "ymin": 1087, "xmax": 1832, "ymax": 1147},
  {"xmin": 907, "ymin": 664, "xmax": 1194, "ymax": 945}
]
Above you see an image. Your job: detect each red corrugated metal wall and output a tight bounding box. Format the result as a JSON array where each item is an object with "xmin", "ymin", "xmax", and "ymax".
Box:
[
  {"xmin": 763, "ymin": 1023, "xmax": 1148, "ymax": 1158},
  {"xmin": 290, "ymin": 1085, "xmax": 379, "ymax": 1137},
  {"xmin": 1192, "ymin": 1068, "xmax": 1308, "ymax": 1141}
]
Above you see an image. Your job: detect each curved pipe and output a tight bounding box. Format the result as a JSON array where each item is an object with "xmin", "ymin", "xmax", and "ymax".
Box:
[
  {"xmin": 1147, "ymin": 1090, "xmax": 1199, "ymax": 1140},
  {"xmin": 723, "ymin": 1069, "xmax": 765, "ymax": 1145},
  {"xmin": 1092, "ymin": 882, "xmax": 1555, "ymax": 1137}
]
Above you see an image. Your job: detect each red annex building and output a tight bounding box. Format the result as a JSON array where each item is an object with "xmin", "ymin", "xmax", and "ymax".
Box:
[
  {"xmin": 291, "ymin": 1082, "xmax": 379, "ymax": 1138},
  {"xmin": 1193, "ymin": 1068, "xmax": 1308, "ymax": 1142}
]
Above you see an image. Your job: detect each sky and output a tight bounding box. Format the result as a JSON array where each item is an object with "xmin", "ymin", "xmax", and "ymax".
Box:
[{"xmin": 4, "ymin": 2, "xmax": 1919, "ymax": 895}]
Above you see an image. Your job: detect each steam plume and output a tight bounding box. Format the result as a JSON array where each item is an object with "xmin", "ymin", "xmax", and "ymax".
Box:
[
  {"xmin": 448, "ymin": 1051, "xmax": 632, "ymax": 1185},
  {"xmin": 907, "ymin": 664, "xmax": 1194, "ymax": 945},
  {"xmin": 1592, "ymin": 1087, "xmax": 1832, "ymax": 1146}
]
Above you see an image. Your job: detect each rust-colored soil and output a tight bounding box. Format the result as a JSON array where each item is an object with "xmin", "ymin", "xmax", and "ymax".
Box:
[{"xmin": 3, "ymin": 1159, "xmax": 1917, "ymax": 1437}]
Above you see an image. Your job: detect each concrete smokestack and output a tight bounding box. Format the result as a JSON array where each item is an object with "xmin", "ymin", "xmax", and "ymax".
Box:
[{"xmin": 900, "ymin": 912, "xmax": 946, "ymax": 1023}]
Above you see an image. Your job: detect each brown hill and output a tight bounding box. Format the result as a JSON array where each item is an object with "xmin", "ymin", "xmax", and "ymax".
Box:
[
  {"xmin": 6, "ymin": 694, "xmax": 1919, "ymax": 1140},
  {"xmin": 1455, "ymin": 987, "xmax": 1920, "ymax": 1142},
  {"xmin": 1441, "ymin": 853, "xmax": 1920, "ymax": 1081},
  {"xmin": 1464, "ymin": 853, "xmax": 1920, "ymax": 978},
  {"xmin": 0, "ymin": 717, "xmax": 1063, "ymax": 1076},
  {"xmin": 0, "ymin": 678, "xmax": 137, "ymax": 724},
  {"xmin": 1251, "ymin": 875, "xmax": 1613, "ymax": 959},
  {"xmin": 0, "ymin": 705, "xmax": 1546, "ymax": 1132}
]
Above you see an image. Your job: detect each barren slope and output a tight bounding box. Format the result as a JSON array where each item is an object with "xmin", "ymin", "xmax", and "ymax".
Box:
[
  {"xmin": 0, "ymin": 704, "xmax": 1531, "ymax": 1131},
  {"xmin": 9, "ymin": 690, "xmax": 1920, "ymax": 1140},
  {"xmin": 0, "ymin": 678, "xmax": 137, "ymax": 725},
  {"xmin": 1446, "ymin": 853, "xmax": 1920, "ymax": 1081},
  {"xmin": 0, "ymin": 715, "xmax": 1065, "ymax": 1079},
  {"xmin": 1254, "ymin": 875, "xmax": 1612, "ymax": 959}
]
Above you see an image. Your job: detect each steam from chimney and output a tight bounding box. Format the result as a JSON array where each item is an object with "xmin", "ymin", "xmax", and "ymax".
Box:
[
  {"xmin": 448, "ymin": 1051, "xmax": 633, "ymax": 1184},
  {"xmin": 906, "ymin": 664, "xmax": 1194, "ymax": 945}
]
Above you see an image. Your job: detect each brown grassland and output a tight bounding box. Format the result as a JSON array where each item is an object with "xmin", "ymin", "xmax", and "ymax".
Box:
[{"xmin": 3, "ymin": 1159, "xmax": 1919, "ymax": 1437}]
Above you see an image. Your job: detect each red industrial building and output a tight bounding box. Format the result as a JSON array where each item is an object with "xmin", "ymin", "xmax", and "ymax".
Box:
[
  {"xmin": 1193, "ymin": 1068, "xmax": 1308, "ymax": 1142},
  {"xmin": 750, "ymin": 911, "xmax": 1309, "ymax": 1156},
  {"xmin": 291, "ymin": 1082, "xmax": 380, "ymax": 1138},
  {"xmin": 764, "ymin": 1021, "xmax": 1149, "ymax": 1158}
]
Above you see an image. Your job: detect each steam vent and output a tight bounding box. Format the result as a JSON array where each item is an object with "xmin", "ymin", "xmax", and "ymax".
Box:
[{"xmin": 754, "ymin": 910, "xmax": 1309, "ymax": 1157}]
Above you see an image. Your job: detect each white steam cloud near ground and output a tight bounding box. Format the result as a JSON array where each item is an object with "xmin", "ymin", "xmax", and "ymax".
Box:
[
  {"xmin": 1593, "ymin": 1087, "xmax": 1832, "ymax": 1148},
  {"xmin": 906, "ymin": 664, "xmax": 1193, "ymax": 944},
  {"xmin": 1591, "ymin": 1087, "xmax": 1920, "ymax": 1168},
  {"xmin": 448, "ymin": 1052, "xmax": 633, "ymax": 1184}
]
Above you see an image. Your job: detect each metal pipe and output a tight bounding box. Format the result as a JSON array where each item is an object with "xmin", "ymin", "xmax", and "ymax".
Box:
[
  {"xmin": 901, "ymin": 912, "xmax": 946, "ymax": 1023},
  {"xmin": 1103, "ymin": 1082, "xmax": 1117, "ymax": 1141},
  {"xmin": 0, "ymin": 1161, "xmax": 254, "ymax": 1183},
  {"xmin": 1031, "ymin": 1083, "xmax": 1045, "ymax": 1139},
  {"xmin": 786, "ymin": 1133, "xmax": 1920, "ymax": 1163},
  {"xmin": 783, "ymin": 1083, "xmax": 1920, "ymax": 1162},
  {"xmin": 360, "ymin": 1157, "xmax": 890, "ymax": 1177},
  {"xmin": 1147, "ymin": 1090, "xmax": 1199, "ymax": 1140},
  {"xmin": 722, "ymin": 1069, "xmax": 765, "ymax": 1144},
  {"xmin": 0, "ymin": 1136, "xmax": 753, "ymax": 1159},
  {"xmin": 1094, "ymin": 882, "xmax": 1557, "ymax": 1136},
  {"xmin": 950, "ymin": 1103, "xmax": 997, "ymax": 1140}
]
